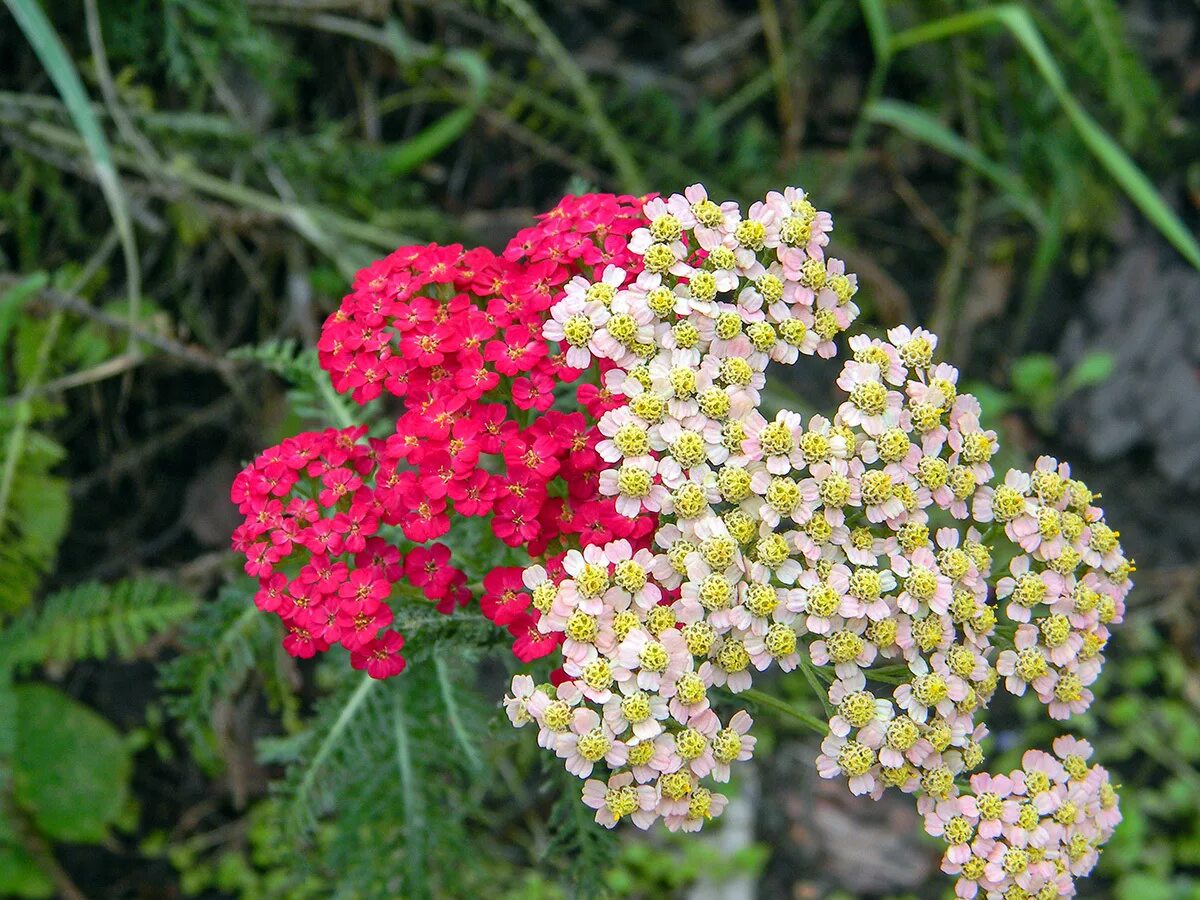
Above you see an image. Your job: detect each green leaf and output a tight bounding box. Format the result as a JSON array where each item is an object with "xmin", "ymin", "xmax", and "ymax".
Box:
[
  {"xmin": 0, "ymin": 844, "xmax": 54, "ymax": 899},
  {"xmin": 1010, "ymin": 354, "xmax": 1059, "ymax": 398},
  {"xmin": 1065, "ymin": 351, "xmax": 1115, "ymax": 391},
  {"xmin": 1115, "ymin": 874, "xmax": 1176, "ymax": 900},
  {"xmin": 12, "ymin": 684, "xmax": 132, "ymax": 842},
  {"xmin": 0, "ymin": 579, "xmax": 196, "ymax": 670},
  {"xmin": 0, "ymin": 427, "xmax": 69, "ymax": 617},
  {"xmin": 858, "ymin": 0, "xmax": 892, "ymax": 61},
  {"xmin": 379, "ymin": 44, "xmax": 489, "ymax": 178},
  {"xmin": 0, "ymin": 273, "xmax": 48, "ymax": 393}
]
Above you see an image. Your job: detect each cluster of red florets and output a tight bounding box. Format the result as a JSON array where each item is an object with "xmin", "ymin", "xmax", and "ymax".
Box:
[{"xmin": 231, "ymin": 194, "xmax": 657, "ymax": 676}]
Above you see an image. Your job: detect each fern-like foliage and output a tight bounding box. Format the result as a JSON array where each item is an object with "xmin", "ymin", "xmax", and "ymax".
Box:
[
  {"xmin": 545, "ymin": 761, "xmax": 621, "ymax": 896},
  {"xmin": 229, "ymin": 338, "xmax": 361, "ymax": 429},
  {"xmin": 0, "ymin": 578, "xmax": 196, "ymax": 671},
  {"xmin": 259, "ymin": 663, "xmax": 492, "ymax": 897},
  {"xmin": 0, "ymin": 423, "xmax": 70, "ymax": 619},
  {"xmin": 158, "ymin": 580, "xmax": 299, "ymax": 774}
]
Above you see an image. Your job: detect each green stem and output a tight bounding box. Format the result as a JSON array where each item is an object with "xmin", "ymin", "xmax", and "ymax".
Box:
[
  {"xmin": 435, "ymin": 655, "xmax": 484, "ymax": 774},
  {"xmin": 741, "ymin": 687, "xmax": 829, "ymax": 735},
  {"xmin": 799, "ymin": 657, "xmax": 835, "ymax": 717}
]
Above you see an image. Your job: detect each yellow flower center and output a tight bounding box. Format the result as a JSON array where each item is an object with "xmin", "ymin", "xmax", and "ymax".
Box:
[
  {"xmin": 562, "ymin": 314, "xmax": 594, "ymax": 347},
  {"xmin": 649, "ymin": 213, "xmax": 682, "ymax": 242},
  {"xmin": 577, "ymin": 728, "xmax": 611, "ymax": 761}
]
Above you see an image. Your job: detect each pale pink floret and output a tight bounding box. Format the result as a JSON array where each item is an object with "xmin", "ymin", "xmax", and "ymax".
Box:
[
  {"xmin": 1047, "ymin": 673, "xmax": 1093, "ymax": 721},
  {"xmin": 745, "ymin": 626, "xmax": 801, "ymax": 673},
  {"xmin": 628, "ymin": 732, "xmax": 675, "ymax": 784},
  {"xmin": 995, "ymin": 555, "xmax": 1065, "ymax": 624},
  {"xmin": 827, "ymin": 681, "xmax": 893, "ymax": 738},
  {"xmin": 924, "ymin": 798, "xmax": 976, "ymax": 865},
  {"xmin": 522, "ymin": 563, "xmax": 553, "ymax": 594},
  {"xmin": 835, "ymin": 362, "xmax": 901, "ymax": 437},
  {"xmin": 809, "ymin": 621, "xmax": 876, "ymax": 683},
  {"xmin": 1052, "ymin": 735, "xmax": 1094, "ymax": 763},
  {"xmin": 599, "ymin": 462, "xmax": 669, "ymax": 517},
  {"xmin": 559, "ymin": 544, "xmax": 619, "ymax": 615},
  {"xmin": 556, "ymin": 708, "xmax": 628, "ymax": 778},
  {"xmin": 581, "ymin": 772, "xmax": 658, "ymax": 829},
  {"xmin": 559, "ymin": 608, "xmax": 618, "ymax": 667},
  {"xmin": 598, "ymin": 540, "xmax": 663, "ymax": 608},
  {"xmin": 616, "ymin": 627, "xmax": 690, "ymax": 692},
  {"xmin": 886, "ymin": 324, "xmax": 938, "ymax": 362},
  {"xmin": 663, "ymin": 789, "xmax": 728, "ymax": 833},
  {"xmin": 543, "ymin": 293, "xmax": 611, "ymax": 368},
  {"xmin": 847, "ymin": 334, "xmax": 906, "ymax": 384},
  {"xmin": 964, "ymin": 772, "xmax": 1021, "ymax": 839},
  {"xmin": 661, "ymin": 667, "xmax": 714, "ymax": 721},
  {"xmin": 504, "ymin": 674, "xmax": 538, "ymax": 726},
  {"xmin": 667, "ymin": 184, "xmax": 739, "ymax": 249},
  {"xmin": 816, "ymin": 733, "xmax": 876, "ymax": 796},
  {"xmin": 596, "ymin": 406, "xmax": 655, "ymax": 467},
  {"xmin": 526, "ymin": 681, "xmax": 583, "ymax": 750},
  {"xmin": 709, "ymin": 710, "xmax": 757, "ymax": 782},
  {"xmin": 741, "ymin": 409, "xmax": 806, "ymax": 474},
  {"xmin": 699, "ymin": 654, "xmax": 753, "ymax": 693},
  {"xmin": 602, "ymin": 685, "xmax": 670, "ymax": 742},
  {"xmin": 892, "ymin": 547, "xmax": 951, "ymax": 614}
]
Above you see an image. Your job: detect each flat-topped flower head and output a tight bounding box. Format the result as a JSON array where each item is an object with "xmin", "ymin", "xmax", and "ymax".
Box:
[{"xmin": 484, "ymin": 184, "xmax": 1126, "ymax": 900}]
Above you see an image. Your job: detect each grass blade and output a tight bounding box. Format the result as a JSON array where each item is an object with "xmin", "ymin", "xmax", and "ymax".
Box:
[
  {"xmin": 888, "ymin": 4, "xmax": 1200, "ymax": 271},
  {"xmin": 865, "ymin": 99, "xmax": 1047, "ymax": 230},
  {"xmin": 5, "ymin": 0, "xmax": 142, "ymax": 326},
  {"xmin": 493, "ymin": 0, "xmax": 645, "ymax": 193}
]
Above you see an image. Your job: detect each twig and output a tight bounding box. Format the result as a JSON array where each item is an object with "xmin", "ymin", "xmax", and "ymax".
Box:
[
  {"xmin": 71, "ymin": 388, "xmax": 245, "ymax": 497},
  {"xmin": 11, "ymin": 117, "xmax": 414, "ymax": 255},
  {"xmin": 10, "ymin": 351, "xmax": 144, "ymax": 403},
  {"xmin": 13, "ymin": 805, "xmax": 89, "ymax": 900},
  {"xmin": 0, "ymin": 275, "xmax": 232, "ymax": 375},
  {"xmin": 758, "ymin": 0, "xmax": 800, "ymax": 166},
  {"xmin": 82, "ymin": 0, "xmax": 160, "ymax": 168},
  {"xmin": 884, "ymin": 155, "xmax": 953, "ymax": 248}
]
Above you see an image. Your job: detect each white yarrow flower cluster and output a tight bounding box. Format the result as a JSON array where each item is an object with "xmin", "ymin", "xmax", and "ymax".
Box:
[{"xmin": 505, "ymin": 184, "xmax": 1129, "ymax": 896}]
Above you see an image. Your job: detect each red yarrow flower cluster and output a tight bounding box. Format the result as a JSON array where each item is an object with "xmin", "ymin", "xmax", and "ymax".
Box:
[
  {"xmin": 230, "ymin": 426, "xmax": 412, "ymax": 678},
  {"xmin": 232, "ymin": 194, "xmax": 659, "ymax": 675}
]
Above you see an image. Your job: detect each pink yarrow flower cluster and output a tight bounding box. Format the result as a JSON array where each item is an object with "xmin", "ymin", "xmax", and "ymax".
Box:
[
  {"xmin": 504, "ymin": 183, "xmax": 1130, "ymax": 897},
  {"xmin": 927, "ymin": 737, "xmax": 1120, "ymax": 898}
]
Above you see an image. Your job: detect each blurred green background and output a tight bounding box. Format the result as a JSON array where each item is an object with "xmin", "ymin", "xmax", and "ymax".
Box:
[{"xmin": 1, "ymin": 1, "xmax": 1198, "ymax": 897}]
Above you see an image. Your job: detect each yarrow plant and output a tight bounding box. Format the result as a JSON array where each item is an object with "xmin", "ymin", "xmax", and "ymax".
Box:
[{"xmin": 232, "ymin": 183, "xmax": 1131, "ymax": 898}]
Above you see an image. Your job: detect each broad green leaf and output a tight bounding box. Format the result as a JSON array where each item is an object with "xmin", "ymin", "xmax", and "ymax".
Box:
[
  {"xmin": 1115, "ymin": 874, "xmax": 1176, "ymax": 900},
  {"xmin": 12, "ymin": 684, "xmax": 132, "ymax": 843},
  {"xmin": 1066, "ymin": 351, "xmax": 1115, "ymax": 391},
  {"xmin": 1010, "ymin": 354, "xmax": 1058, "ymax": 398},
  {"xmin": 0, "ymin": 844, "xmax": 54, "ymax": 899}
]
